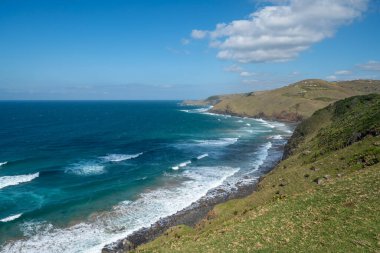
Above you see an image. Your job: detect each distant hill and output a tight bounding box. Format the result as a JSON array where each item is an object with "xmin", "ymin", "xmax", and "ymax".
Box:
[
  {"xmin": 136, "ymin": 94, "xmax": 380, "ymax": 252},
  {"xmin": 184, "ymin": 79, "xmax": 380, "ymax": 122}
]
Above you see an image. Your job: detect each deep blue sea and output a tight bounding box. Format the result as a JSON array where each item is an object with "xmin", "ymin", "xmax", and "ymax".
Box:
[{"xmin": 0, "ymin": 101, "xmax": 292, "ymax": 252}]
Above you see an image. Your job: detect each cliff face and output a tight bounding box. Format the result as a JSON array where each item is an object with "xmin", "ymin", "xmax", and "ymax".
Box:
[
  {"xmin": 185, "ymin": 79, "xmax": 380, "ymax": 122},
  {"xmin": 136, "ymin": 94, "xmax": 380, "ymax": 252}
]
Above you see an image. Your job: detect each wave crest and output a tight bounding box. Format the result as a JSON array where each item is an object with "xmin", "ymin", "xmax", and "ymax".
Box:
[
  {"xmin": 101, "ymin": 153, "xmax": 143, "ymax": 162},
  {"xmin": 197, "ymin": 154, "xmax": 209, "ymax": 160},
  {"xmin": 172, "ymin": 160, "xmax": 191, "ymax": 170},
  {"xmin": 0, "ymin": 173, "xmax": 39, "ymax": 190},
  {"xmin": 0, "ymin": 213, "xmax": 22, "ymax": 223},
  {"xmin": 195, "ymin": 138, "xmax": 238, "ymax": 146}
]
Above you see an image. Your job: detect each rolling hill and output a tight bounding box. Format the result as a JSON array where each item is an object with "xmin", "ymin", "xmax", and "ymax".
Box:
[{"xmin": 185, "ymin": 79, "xmax": 380, "ymax": 122}]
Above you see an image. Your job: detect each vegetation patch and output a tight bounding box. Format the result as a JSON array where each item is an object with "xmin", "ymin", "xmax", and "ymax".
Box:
[{"xmin": 135, "ymin": 95, "xmax": 380, "ymax": 253}]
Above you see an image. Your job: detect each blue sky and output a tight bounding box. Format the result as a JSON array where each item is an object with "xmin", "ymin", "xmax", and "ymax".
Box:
[{"xmin": 1, "ymin": 0, "xmax": 380, "ymax": 100}]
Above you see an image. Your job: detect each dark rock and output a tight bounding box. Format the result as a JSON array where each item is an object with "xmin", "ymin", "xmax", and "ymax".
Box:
[
  {"xmin": 314, "ymin": 178, "xmax": 324, "ymax": 185},
  {"xmin": 304, "ymin": 174, "xmax": 310, "ymax": 178},
  {"xmin": 102, "ymin": 239, "xmax": 134, "ymax": 253},
  {"xmin": 216, "ymin": 189, "xmax": 226, "ymax": 194},
  {"xmin": 347, "ymin": 129, "xmax": 380, "ymax": 146}
]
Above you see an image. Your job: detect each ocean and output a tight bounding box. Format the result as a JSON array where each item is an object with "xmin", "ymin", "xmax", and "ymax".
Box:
[{"xmin": 0, "ymin": 101, "xmax": 292, "ymax": 252}]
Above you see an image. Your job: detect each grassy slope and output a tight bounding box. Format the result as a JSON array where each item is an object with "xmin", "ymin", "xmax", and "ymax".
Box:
[
  {"xmin": 135, "ymin": 94, "xmax": 380, "ymax": 252},
  {"xmin": 208, "ymin": 79, "xmax": 380, "ymax": 121}
]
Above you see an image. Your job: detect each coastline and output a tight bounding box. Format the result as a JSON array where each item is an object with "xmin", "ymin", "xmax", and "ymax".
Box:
[
  {"xmin": 102, "ymin": 112, "xmax": 294, "ymax": 253},
  {"xmin": 181, "ymin": 102, "xmax": 303, "ymax": 123},
  {"xmin": 208, "ymin": 108, "xmax": 302, "ymax": 123}
]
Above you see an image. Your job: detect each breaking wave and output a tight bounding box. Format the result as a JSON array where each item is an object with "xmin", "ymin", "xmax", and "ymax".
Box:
[
  {"xmin": 101, "ymin": 153, "xmax": 143, "ymax": 162},
  {"xmin": 0, "ymin": 214, "xmax": 22, "ymax": 223},
  {"xmin": 1, "ymin": 166, "xmax": 239, "ymax": 253},
  {"xmin": 0, "ymin": 173, "xmax": 39, "ymax": 190}
]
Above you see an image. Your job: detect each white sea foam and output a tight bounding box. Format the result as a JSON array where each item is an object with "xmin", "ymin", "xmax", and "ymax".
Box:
[
  {"xmin": 254, "ymin": 118, "xmax": 275, "ymax": 128},
  {"xmin": 246, "ymin": 123, "xmax": 251, "ymax": 126},
  {"xmin": 237, "ymin": 120, "xmax": 244, "ymax": 123},
  {"xmin": 102, "ymin": 153, "xmax": 143, "ymax": 162},
  {"xmin": 269, "ymin": 135, "xmax": 283, "ymax": 140},
  {"xmin": 224, "ymin": 142, "xmax": 273, "ymax": 187},
  {"xmin": 179, "ymin": 161, "xmax": 191, "ymax": 167},
  {"xmin": 197, "ymin": 153, "xmax": 209, "ymax": 160},
  {"xmin": 252, "ymin": 142, "xmax": 272, "ymax": 170},
  {"xmin": 2, "ymin": 166, "xmax": 239, "ymax": 253},
  {"xmin": 65, "ymin": 162, "xmax": 105, "ymax": 176},
  {"xmin": 0, "ymin": 173, "xmax": 39, "ymax": 190},
  {"xmin": 254, "ymin": 119, "xmax": 293, "ymax": 134},
  {"xmin": 180, "ymin": 106, "xmax": 213, "ymax": 114},
  {"xmin": 172, "ymin": 160, "xmax": 191, "ymax": 170},
  {"xmin": 0, "ymin": 213, "xmax": 22, "ymax": 223},
  {"xmin": 0, "ymin": 162, "xmax": 7, "ymax": 167},
  {"xmin": 202, "ymin": 112, "xmax": 220, "ymax": 117},
  {"xmin": 195, "ymin": 138, "xmax": 238, "ymax": 147},
  {"xmin": 270, "ymin": 122, "xmax": 293, "ymax": 134}
]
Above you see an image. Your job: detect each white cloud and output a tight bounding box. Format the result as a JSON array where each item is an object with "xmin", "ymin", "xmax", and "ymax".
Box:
[
  {"xmin": 335, "ymin": 70, "xmax": 352, "ymax": 75},
  {"xmin": 240, "ymin": 71, "xmax": 255, "ymax": 77},
  {"xmin": 358, "ymin": 60, "xmax": 380, "ymax": 71},
  {"xmin": 192, "ymin": 0, "xmax": 368, "ymax": 63},
  {"xmin": 191, "ymin": 30, "xmax": 208, "ymax": 39}
]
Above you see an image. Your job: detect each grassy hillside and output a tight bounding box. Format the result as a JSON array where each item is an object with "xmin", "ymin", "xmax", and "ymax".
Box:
[
  {"xmin": 135, "ymin": 94, "xmax": 380, "ymax": 252},
  {"xmin": 189, "ymin": 79, "xmax": 380, "ymax": 122}
]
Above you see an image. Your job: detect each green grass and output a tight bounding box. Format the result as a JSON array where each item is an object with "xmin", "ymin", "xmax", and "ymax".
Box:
[
  {"xmin": 205, "ymin": 79, "xmax": 380, "ymax": 122},
  {"xmin": 134, "ymin": 95, "xmax": 380, "ymax": 253}
]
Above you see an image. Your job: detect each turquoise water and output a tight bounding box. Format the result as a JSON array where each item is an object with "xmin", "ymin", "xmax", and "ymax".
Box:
[{"xmin": 0, "ymin": 101, "xmax": 292, "ymax": 252}]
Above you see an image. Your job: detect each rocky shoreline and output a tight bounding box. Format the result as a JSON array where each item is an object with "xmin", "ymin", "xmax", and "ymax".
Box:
[{"xmin": 102, "ymin": 140, "xmax": 287, "ymax": 253}]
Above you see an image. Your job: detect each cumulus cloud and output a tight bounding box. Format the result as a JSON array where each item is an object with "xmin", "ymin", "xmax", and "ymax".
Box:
[
  {"xmin": 358, "ymin": 60, "xmax": 380, "ymax": 71},
  {"xmin": 191, "ymin": 30, "xmax": 208, "ymax": 39},
  {"xmin": 191, "ymin": 0, "xmax": 369, "ymax": 63}
]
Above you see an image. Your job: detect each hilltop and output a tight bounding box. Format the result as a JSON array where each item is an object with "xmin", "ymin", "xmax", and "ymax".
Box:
[
  {"xmin": 184, "ymin": 79, "xmax": 380, "ymax": 122},
  {"xmin": 135, "ymin": 94, "xmax": 380, "ymax": 252}
]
